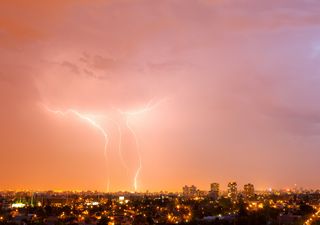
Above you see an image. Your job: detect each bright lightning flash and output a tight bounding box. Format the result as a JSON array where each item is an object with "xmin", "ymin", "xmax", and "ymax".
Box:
[
  {"xmin": 42, "ymin": 105, "xmax": 111, "ymax": 191},
  {"xmin": 118, "ymin": 98, "xmax": 166, "ymax": 192},
  {"xmin": 41, "ymin": 98, "xmax": 166, "ymax": 193}
]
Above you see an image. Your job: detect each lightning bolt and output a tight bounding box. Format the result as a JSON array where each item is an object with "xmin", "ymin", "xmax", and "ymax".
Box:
[
  {"xmin": 125, "ymin": 117, "xmax": 142, "ymax": 192},
  {"xmin": 118, "ymin": 98, "xmax": 166, "ymax": 192},
  {"xmin": 120, "ymin": 98, "xmax": 166, "ymax": 116},
  {"xmin": 106, "ymin": 119, "xmax": 128, "ymax": 172},
  {"xmin": 42, "ymin": 104, "xmax": 111, "ymax": 191},
  {"xmin": 41, "ymin": 97, "xmax": 166, "ymax": 192}
]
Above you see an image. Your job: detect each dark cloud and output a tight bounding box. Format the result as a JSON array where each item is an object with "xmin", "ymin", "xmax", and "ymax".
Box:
[{"xmin": 61, "ymin": 61, "xmax": 80, "ymax": 74}]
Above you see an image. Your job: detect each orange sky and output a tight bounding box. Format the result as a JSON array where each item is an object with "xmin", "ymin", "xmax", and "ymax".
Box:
[{"xmin": 1, "ymin": 0, "xmax": 320, "ymax": 192}]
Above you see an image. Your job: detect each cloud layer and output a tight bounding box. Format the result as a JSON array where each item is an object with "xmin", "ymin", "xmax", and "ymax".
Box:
[{"xmin": 1, "ymin": 0, "xmax": 320, "ymax": 191}]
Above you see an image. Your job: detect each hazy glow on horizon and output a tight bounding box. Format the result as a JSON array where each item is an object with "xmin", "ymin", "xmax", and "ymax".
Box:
[{"xmin": 1, "ymin": 0, "xmax": 320, "ymax": 191}]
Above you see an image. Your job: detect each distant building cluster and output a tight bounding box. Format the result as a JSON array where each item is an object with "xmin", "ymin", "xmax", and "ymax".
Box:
[{"xmin": 182, "ymin": 181, "xmax": 255, "ymax": 201}]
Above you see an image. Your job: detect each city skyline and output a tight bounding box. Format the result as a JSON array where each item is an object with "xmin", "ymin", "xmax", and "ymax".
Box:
[
  {"xmin": 0, "ymin": 181, "xmax": 309, "ymax": 193},
  {"xmin": 1, "ymin": 0, "xmax": 320, "ymax": 192}
]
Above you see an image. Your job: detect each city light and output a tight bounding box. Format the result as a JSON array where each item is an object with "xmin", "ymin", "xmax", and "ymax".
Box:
[{"xmin": 11, "ymin": 203, "xmax": 26, "ymax": 208}]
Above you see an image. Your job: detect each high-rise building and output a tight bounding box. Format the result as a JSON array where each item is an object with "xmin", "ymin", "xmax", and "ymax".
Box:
[
  {"xmin": 209, "ymin": 183, "xmax": 219, "ymax": 199},
  {"xmin": 243, "ymin": 183, "xmax": 255, "ymax": 199},
  {"xmin": 227, "ymin": 182, "xmax": 237, "ymax": 201},
  {"xmin": 182, "ymin": 185, "xmax": 197, "ymax": 197}
]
